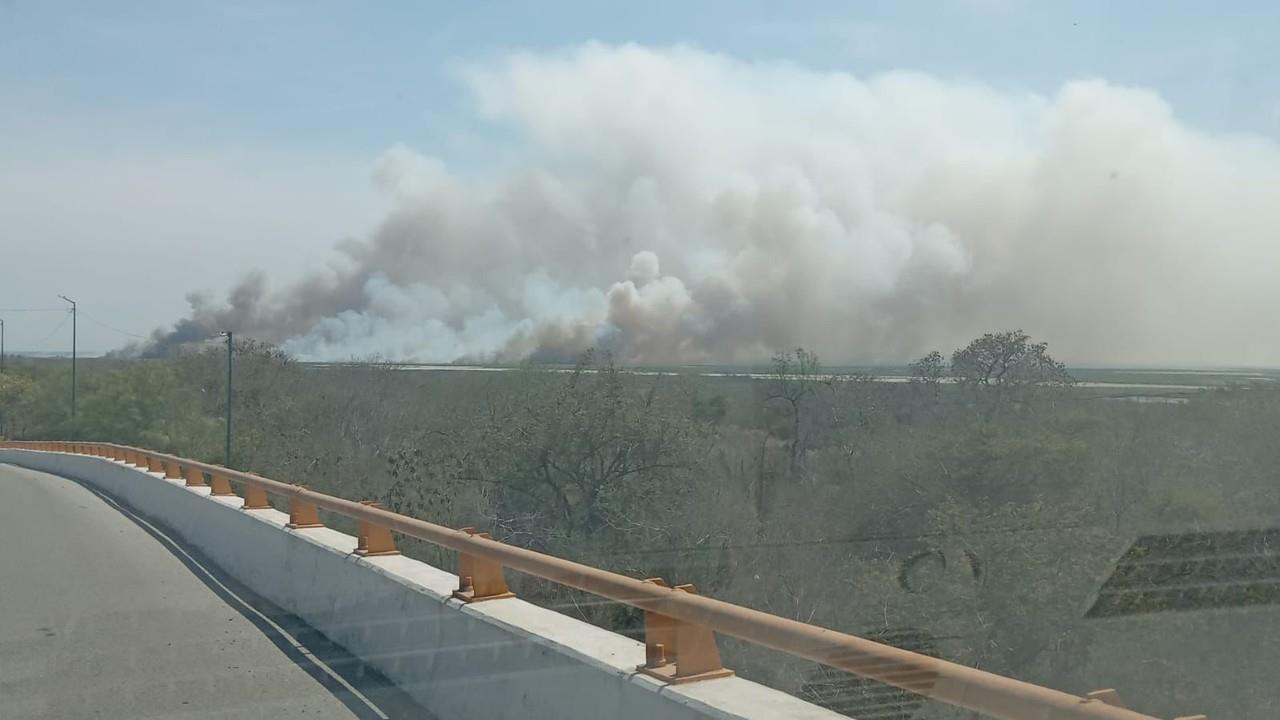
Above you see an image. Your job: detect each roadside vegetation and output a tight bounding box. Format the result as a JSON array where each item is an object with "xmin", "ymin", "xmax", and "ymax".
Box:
[{"xmin": 2, "ymin": 330, "xmax": 1277, "ymax": 719}]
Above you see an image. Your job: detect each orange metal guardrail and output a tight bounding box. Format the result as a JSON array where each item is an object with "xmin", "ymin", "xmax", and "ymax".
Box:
[{"xmin": 1, "ymin": 440, "xmax": 1204, "ymax": 720}]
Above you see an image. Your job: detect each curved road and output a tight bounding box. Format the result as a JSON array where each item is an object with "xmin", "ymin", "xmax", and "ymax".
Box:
[{"xmin": 0, "ymin": 463, "xmax": 426, "ymax": 720}]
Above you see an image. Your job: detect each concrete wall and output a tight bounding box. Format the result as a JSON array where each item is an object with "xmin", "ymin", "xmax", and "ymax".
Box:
[{"xmin": 0, "ymin": 449, "xmax": 842, "ymax": 720}]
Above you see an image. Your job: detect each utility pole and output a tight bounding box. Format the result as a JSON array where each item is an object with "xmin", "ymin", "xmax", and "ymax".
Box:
[
  {"xmin": 220, "ymin": 331, "xmax": 232, "ymax": 468},
  {"xmin": 58, "ymin": 295, "xmax": 76, "ymax": 417}
]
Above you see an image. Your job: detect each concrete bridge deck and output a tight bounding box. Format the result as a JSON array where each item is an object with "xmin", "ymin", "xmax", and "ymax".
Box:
[{"xmin": 0, "ymin": 463, "xmax": 428, "ymax": 720}]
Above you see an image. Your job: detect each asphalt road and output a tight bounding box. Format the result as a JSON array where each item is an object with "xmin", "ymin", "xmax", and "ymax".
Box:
[{"xmin": 0, "ymin": 462, "xmax": 427, "ymax": 720}]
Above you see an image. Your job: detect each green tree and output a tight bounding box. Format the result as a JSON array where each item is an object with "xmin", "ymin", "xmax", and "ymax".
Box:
[
  {"xmin": 453, "ymin": 351, "xmax": 707, "ymax": 548},
  {"xmin": 950, "ymin": 330, "xmax": 1071, "ymax": 388},
  {"xmin": 909, "ymin": 350, "xmax": 947, "ymax": 384},
  {"xmin": 0, "ymin": 371, "xmax": 37, "ymax": 437},
  {"xmin": 766, "ymin": 347, "xmax": 823, "ymax": 473},
  {"xmin": 950, "ymin": 330, "xmax": 1072, "ymax": 415},
  {"xmin": 76, "ymin": 362, "xmax": 221, "ymax": 455}
]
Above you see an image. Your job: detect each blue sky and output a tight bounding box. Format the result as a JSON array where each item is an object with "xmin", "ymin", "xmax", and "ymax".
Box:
[
  {"xmin": 8, "ymin": 1, "xmax": 1279, "ymax": 151},
  {"xmin": 2, "ymin": 1, "xmax": 1278, "ymax": 355}
]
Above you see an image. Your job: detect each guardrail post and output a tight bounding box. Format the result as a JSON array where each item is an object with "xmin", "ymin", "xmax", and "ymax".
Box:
[
  {"xmin": 132, "ymin": 451, "xmax": 147, "ymax": 468},
  {"xmin": 183, "ymin": 465, "xmax": 207, "ymax": 488},
  {"xmin": 636, "ymin": 579, "xmax": 734, "ymax": 684},
  {"xmin": 242, "ymin": 480, "xmax": 271, "ymax": 510},
  {"xmin": 355, "ymin": 501, "xmax": 399, "ymax": 556},
  {"xmin": 146, "ymin": 455, "xmax": 163, "ymax": 474},
  {"xmin": 209, "ymin": 472, "xmax": 236, "ymax": 497},
  {"xmin": 452, "ymin": 528, "xmax": 514, "ymax": 602},
  {"xmin": 162, "ymin": 460, "xmax": 182, "ymax": 480},
  {"xmin": 287, "ymin": 488, "xmax": 324, "ymax": 529}
]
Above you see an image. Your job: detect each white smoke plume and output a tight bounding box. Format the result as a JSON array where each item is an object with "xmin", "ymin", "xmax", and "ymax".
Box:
[{"xmin": 149, "ymin": 43, "xmax": 1280, "ymax": 366}]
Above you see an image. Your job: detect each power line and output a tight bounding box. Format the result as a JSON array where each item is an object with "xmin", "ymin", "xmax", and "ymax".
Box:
[
  {"xmin": 79, "ymin": 311, "xmax": 150, "ymax": 340},
  {"xmin": 0, "ymin": 307, "xmax": 67, "ymax": 312},
  {"xmin": 31, "ymin": 312, "xmax": 71, "ymax": 348}
]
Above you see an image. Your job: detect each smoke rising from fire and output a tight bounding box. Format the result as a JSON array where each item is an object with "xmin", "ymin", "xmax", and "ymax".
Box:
[{"xmin": 147, "ymin": 44, "xmax": 1280, "ymax": 366}]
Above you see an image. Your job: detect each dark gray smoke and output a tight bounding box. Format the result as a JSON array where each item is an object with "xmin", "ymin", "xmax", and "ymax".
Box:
[{"xmin": 145, "ymin": 44, "xmax": 1280, "ymax": 366}]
